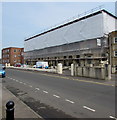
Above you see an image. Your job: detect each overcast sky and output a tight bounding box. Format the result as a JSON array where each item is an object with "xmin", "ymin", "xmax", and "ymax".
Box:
[{"xmin": 0, "ymin": 1, "xmax": 116, "ymax": 58}]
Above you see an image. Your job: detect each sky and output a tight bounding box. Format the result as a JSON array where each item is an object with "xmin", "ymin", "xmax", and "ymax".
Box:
[{"xmin": 0, "ymin": 1, "xmax": 116, "ymax": 58}]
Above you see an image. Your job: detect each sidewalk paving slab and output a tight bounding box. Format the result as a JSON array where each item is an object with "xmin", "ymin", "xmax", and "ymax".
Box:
[{"xmin": 1, "ymin": 84, "xmax": 42, "ymax": 119}]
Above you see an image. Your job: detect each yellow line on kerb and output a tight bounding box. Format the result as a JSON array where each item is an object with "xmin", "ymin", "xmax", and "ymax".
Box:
[
  {"xmin": 40, "ymin": 73, "xmax": 115, "ymax": 87},
  {"xmin": 16, "ymin": 70, "xmax": 114, "ymax": 87}
]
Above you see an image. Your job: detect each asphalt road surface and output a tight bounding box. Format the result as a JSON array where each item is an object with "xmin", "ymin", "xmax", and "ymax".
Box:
[{"xmin": 3, "ymin": 68, "xmax": 116, "ymax": 119}]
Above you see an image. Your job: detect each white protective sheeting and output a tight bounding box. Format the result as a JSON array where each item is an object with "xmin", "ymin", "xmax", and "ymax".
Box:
[
  {"xmin": 24, "ymin": 11, "xmax": 116, "ymax": 52},
  {"xmin": 103, "ymin": 12, "xmax": 116, "ymax": 34}
]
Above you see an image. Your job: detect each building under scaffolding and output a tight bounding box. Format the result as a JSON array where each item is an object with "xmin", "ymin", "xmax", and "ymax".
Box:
[{"xmin": 24, "ymin": 9, "xmax": 117, "ymax": 72}]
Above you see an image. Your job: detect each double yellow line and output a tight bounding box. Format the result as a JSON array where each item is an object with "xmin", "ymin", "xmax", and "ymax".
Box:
[
  {"xmin": 14, "ymin": 69, "xmax": 115, "ymax": 87},
  {"xmin": 40, "ymin": 73, "xmax": 115, "ymax": 87}
]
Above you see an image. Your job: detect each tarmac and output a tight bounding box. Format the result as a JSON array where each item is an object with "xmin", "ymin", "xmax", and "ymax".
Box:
[
  {"xmin": 0, "ymin": 67, "xmax": 116, "ymax": 119},
  {"xmin": 0, "ymin": 78, "xmax": 42, "ymax": 119}
]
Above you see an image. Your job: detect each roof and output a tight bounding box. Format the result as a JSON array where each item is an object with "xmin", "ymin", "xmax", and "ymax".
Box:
[
  {"xmin": 2, "ymin": 47, "xmax": 24, "ymax": 50},
  {"xmin": 25, "ymin": 9, "xmax": 117, "ymax": 42}
]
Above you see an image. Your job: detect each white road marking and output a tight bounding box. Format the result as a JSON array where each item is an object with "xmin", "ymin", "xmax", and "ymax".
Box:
[
  {"xmin": 20, "ymin": 82, "xmax": 23, "ymax": 84},
  {"xmin": 16, "ymin": 80, "xmax": 18, "ymax": 82},
  {"xmin": 43, "ymin": 91, "xmax": 48, "ymax": 94},
  {"xmin": 65, "ymin": 99, "xmax": 74, "ymax": 104},
  {"xmin": 83, "ymin": 106, "xmax": 95, "ymax": 112},
  {"xmin": 53, "ymin": 94, "xmax": 60, "ymax": 98},
  {"xmin": 109, "ymin": 116, "xmax": 117, "ymax": 119},
  {"xmin": 35, "ymin": 88, "xmax": 40, "ymax": 90},
  {"xmin": 13, "ymin": 79, "xmax": 15, "ymax": 81}
]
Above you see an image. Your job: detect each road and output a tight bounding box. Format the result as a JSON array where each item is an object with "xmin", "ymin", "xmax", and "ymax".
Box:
[{"xmin": 3, "ymin": 68, "xmax": 116, "ymax": 119}]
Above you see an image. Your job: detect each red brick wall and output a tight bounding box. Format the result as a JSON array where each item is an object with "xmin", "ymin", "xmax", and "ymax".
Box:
[{"xmin": 2, "ymin": 47, "xmax": 24, "ymax": 66}]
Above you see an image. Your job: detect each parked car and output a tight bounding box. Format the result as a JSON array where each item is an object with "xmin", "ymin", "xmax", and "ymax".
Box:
[
  {"xmin": 36, "ymin": 61, "xmax": 48, "ymax": 69},
  {"xmin": 0, "ymin": 64, "xmax": 6, "ymax": 78},
  {"xmin": 2, "ymin": 65, "xmax": 6, "ymax": 70},
  {"xmin": 14, "ymin": 63, "xmax": 21, "ymax": 67},
  {"xmin": 33, "ymin": 65, "xmax": 36, "ymax": 68},
  {"xmin": 21, "ymin": 64, "xmax": 27, "ymax": 68}
]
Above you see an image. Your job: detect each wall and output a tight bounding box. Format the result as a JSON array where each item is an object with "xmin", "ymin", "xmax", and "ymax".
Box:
[{"xmin": 72, "ymin": 65, "xmax": 111, "ymax": 80}]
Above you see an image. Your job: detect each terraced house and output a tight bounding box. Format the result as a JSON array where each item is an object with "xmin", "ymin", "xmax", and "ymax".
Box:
[{"xmin": 109, "ymin": 31, "xmax": 117, "ymax": 73}]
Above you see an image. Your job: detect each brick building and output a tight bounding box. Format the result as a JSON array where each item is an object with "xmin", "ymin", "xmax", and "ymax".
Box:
[
  {"xmin": 2, "ymin": 47, "xmax": 24, "ymax": 66},
  {"xmin": 109, "ymin": 31, "xmax": 117, "ymax": 73}
]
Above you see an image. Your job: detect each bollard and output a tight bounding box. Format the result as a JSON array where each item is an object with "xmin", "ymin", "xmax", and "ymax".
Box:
[{"xmin": 6, "ymin": 101, "xmax": 14, "ymax": 120}]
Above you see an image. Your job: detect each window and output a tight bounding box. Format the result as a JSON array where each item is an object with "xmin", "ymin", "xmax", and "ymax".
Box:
[
  {"xmin": 87, "ymin": 59, "xmax": 91, "ymax": 64},
  {"xmin": 3, "ymin": 50, "xmax": 5, "ymax": 53},
  {"xmin": 14, "ymin": 55, "xmax": 17, "ymax": 57},
  {"xmin": 18, "ymin": 55, "xmax": 21, "ymax": 57},
  {"xmin": 114, "ymin": 37, "xmax": 117, "ymax": 43},
  {"xmin": 14, "ymin": 49, "xmax": 16, "ymax": 52},
  {"xmin": 18, "ymin": 50, "xmax": 21, "ymax": 52},
  {"xmin": 116, "ymin": 66, "xmax": 117, "ymax": 71},
  {"xmin": 114, "ymin": 51, "xmax": 117, "ymax": 57},
  {"xmin": 69, "ymin": 56, "xmax": 72, "ymax": 58},
  {"xmin": 14, "ymin": 60, "xmax": 16, "ymax": 62}
]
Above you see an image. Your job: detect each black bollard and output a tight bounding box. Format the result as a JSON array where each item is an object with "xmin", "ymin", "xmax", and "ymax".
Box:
[{"xmin": 6, "ymin": 101, "xmax": 14, "ymax": 120}]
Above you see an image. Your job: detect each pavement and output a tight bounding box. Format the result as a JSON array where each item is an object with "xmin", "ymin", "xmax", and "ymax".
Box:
[{"xmin": 0, "ymin": 78, "xmax": 42, "ymax": 119}]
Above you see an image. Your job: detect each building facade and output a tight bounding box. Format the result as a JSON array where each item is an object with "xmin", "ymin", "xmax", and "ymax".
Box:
[
  {"xmin": 109, "ymin": 31, "xmax": 117, "ymax": 73},
  {"xmin": 2, "ymin": 47, "xmax": 24, "ymax": 66},
  {"xmin": 24, "ymin": 10, "xmax": 117, "ymax": 71}
]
